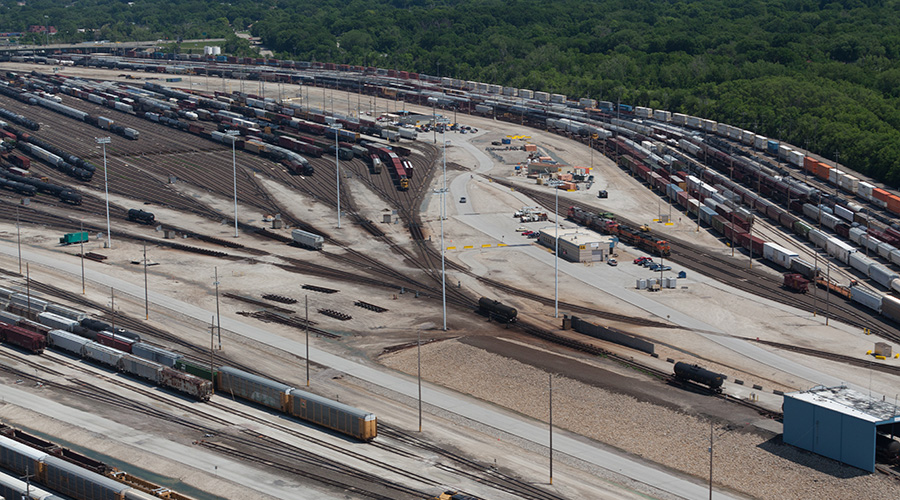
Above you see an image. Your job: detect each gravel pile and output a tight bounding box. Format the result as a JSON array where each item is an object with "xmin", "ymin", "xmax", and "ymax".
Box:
[{"xmin": 382, "ymin": 341, "xmax": 900, "ymax": 500}]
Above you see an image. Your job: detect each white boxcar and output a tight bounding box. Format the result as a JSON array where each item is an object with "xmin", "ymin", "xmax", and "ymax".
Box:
[
  {"xmin": 849, "ymin": 252, "xmax": 875, "ymax": 275},
  {"xmin": 763, "ymin": 242, "xmax": 798, "ymax": 269}
]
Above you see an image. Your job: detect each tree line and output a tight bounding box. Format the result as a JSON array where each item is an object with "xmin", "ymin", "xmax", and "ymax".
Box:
[{"xmin": 5, "ymin": 0, "xmax": 900, "ymax": 186}]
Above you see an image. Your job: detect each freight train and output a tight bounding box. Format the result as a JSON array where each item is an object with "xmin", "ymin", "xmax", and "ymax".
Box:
[
  {"xmin": 217, "ymin": 366, "xmax": 377, "ymax": 441},
  {"xmin": 0, "ymin": 435, "xmax": 157, "ymax": 500},
  {"xmin": 567, "ymin": 206, "xmax": 671, "ymax": 257},
  {"xmin": 0, "ymin": 295, "xmax": 378, "ymax": 441}
]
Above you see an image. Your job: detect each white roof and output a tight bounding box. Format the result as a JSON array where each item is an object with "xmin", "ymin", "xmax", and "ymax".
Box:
[{"xmin": 787, "ymin": 386, "xmax": 900, "ymax": 424}]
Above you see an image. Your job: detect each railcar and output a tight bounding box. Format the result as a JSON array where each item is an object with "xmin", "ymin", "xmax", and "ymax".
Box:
[
  {"xmin": 673, "ymin": 362, "xmax": 725, "ymax": 393},
  {"xmin": 478, "ymin": 297, "xmax": 518, "ymax": 323}
]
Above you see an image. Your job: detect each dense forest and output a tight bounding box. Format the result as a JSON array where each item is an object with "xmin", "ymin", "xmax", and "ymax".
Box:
[{"xmin": 4, "ymin": 0, "xmax": 900, "ymax": 186}]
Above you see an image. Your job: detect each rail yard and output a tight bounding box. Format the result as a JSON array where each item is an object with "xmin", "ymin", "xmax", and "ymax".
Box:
[{"xmin": 0, "ymin": 54, "xmax": 900, "ymax": 500}]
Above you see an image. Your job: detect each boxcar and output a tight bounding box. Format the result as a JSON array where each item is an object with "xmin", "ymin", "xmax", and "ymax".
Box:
[
  {"xmin": 0, "ymin": 435, "xmax": 46, "ymax": 477},
  {"xmin": 42, "ymin": 455, "xmax": 131, "ymax": 500},
  {"xmin": 288, "ymin": 388, "xmax": 377, "ymax": 441},
  {"xmin": 160, "ymin": 367, "xmax": 213, "ymax": 401},
  {"xmin": 175, "ymin": 358, "xmax": 218, "ymax": 381},
  {"xmin": 217, "ymin": 366, "xmax": 291, "ymax": 411},
  {"xmin": 96, "ymin": 331, "xmax": 135, "ymax": 353}
]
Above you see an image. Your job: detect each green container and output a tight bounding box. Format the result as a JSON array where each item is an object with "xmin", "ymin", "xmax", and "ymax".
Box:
[
  {"xmin": 59, "ymin": 231, "xmax": 89, "ymax": 245},
  {"xmin": 793, "ymin": 220, "xmax": 811, "ymax": 238},
  {"xmin": 175, "ymin": 358, "xmax": 218, "ymax": 383}
]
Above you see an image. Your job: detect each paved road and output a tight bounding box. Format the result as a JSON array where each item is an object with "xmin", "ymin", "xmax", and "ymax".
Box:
[{"xmin": 0, "ymin": 242, "xmax": 745, "ymax": 500}]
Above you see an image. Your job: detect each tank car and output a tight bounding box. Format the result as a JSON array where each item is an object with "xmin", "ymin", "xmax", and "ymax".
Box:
[
  {"xmin": 673, "ymin": 362, "xmax": 725, "ymax": 393},
  {"xmin": 478, "ymin": 297, "xmax": 518, "ymax": 323},
  {"xmin": 126, "ymin": 208, "xmax": 156, "ymax": 225}
]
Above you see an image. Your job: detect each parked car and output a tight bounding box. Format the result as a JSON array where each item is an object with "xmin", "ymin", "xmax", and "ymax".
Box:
[
  {"xmin": 460, "ymin": 197, "xmax": 467, "ymax": 203},
  {"xmin": 608, "ymin": 259, "xmax": 618, "ymax": 266},
  {"xmin": 634, "ymin": 256, "xmax": 651, "ymax": 265},
  {"xmin": 641, "ymin": 259, "xmax": 655, "ymax": 267}
]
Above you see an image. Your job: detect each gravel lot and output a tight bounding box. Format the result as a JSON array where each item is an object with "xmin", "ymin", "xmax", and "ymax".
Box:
[{"xmin": 383, "ymin": 340, "xmax": 900, "ymax": 500}]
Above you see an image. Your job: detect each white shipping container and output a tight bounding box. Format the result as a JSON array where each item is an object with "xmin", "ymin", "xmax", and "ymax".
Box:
[
  {"xmin": 754, "ymin": 135, "xmax": 767, "ymax": 150},
  {"xmin": 534, "ymin": 91, "xmax": 550, "ymax": 102},
  {"xmin": 789, "ymin": 150, "xmax": 805, "ymax": 167},
  {"xmin": 653, "ymin": 110, "xmax": 671, "ymax": 121},
  {"xmin": 518, "ymin": 89, "xmax": 534, "ymax": 99},
  {"xmin": 829, "ymin": 168, "xmax": 843, "ymax": 184},
  {"xmin": 672, "ymin": 113, "xmax": 688, "ymax": 125},
  {"xmin": 700, "ymin": 119, "xmax": 717, "ymax": 132},
  {"xmin": 635, "ymin": 106, "xmax": 652, "ymax": 118},
  {"xmin": 839, "ymin": 174, "xmax": 859, "ymax": 194},
  {"xmin": 764, "ymin": 242, "xmax": 798, "ymax": 269},
  {"xmin": 686, "ymin": 116, "xmax": 701, "ymax": 129},
  {"xmin": 858, "ymin": 181, "xmax": 875, "ymax": 200},
  {"xmin": 741, "ymin": 130, "xmax": 755, "ymax": 145},
  {"xmin": 550, "ymin": 93, "xmax": 566, "ymax": 104},
  {"xmin": 778, "ymin": 144, "xmax": 792, "ymax": 160}
]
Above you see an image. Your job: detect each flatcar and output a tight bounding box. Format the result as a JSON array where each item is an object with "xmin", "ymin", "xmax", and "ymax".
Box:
[{"xmin": 673, "ymin": 362, "xmax": 725, "ymax": 393}]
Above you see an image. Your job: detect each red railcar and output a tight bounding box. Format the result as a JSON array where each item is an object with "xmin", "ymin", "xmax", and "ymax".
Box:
[
  {"xmin": 0, "ymin": 323, "xmax": 46, "ymax": 353},
  {"xmin": 96, "ymin": 331, "xmax": 134, "ymax": 353}
]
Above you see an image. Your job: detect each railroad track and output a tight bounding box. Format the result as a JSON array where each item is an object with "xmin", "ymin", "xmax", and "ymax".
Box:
[
  {"xmin": 0, "ymin": 348, "xmax": 431, "ymax": 500},
  {"xmin": 490, "ymin": 177, "xmax": 897, "ymax": 337}
]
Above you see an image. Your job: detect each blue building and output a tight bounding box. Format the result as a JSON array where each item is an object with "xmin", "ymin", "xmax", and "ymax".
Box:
[{"xmin": 784, "ymin": 385, "xmax": 900, "ymax": 472}]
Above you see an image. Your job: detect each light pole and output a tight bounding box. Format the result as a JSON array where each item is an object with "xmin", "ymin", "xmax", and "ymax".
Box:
[
  {"xmin": 226, "ymin": 130, "xmax": 239, "ymax": 237},
  {"xmin": 96, "ymin": 137, "xmax": 112, "ymax": 248},
  {"xmin": 555, "ymin": 177, "xmax": 559, "ymax": 318},
  {"xmin": 334, "ymin": 124, "xmax": 343, "ymax": 228},
  {"xmin": 441, "ymin": 132, "xmax": 448, "ymax": 330}
]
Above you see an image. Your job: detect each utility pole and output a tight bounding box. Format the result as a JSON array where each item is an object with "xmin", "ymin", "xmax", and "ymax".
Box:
[
  {"xmin": 80, "ymin": 219, "xmax": 85, "ymax": 293},
  {"xmin": 17, "ymin": 206, "xmax": 22, "ymax": 274},
  {"xmin": 214, "ymin": 267, "xmax": 222, "ymax": 349},
  {"xmin": 417, "ymin": 329, "xmax": 422, "ymax": 432},
  {"xmin": 143, "ymin": 244, "xmax": 149, "ymax": 319},
  {"xmin": 96, "ymin": 137, "xmax": 112, "ymax": 248},
  {"xmin": 549, "ymin": 373, "xmax": 553, "ymax": 485},
  {"xmin": 306, "ymin": 295, "xmax": 310, "ymax": 387}
]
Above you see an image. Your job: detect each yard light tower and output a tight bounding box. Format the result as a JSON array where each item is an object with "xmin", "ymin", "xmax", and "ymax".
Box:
[
  {"xmin": 226, "ymin": 130, "xmax": 240, "ymax": 237},
  {"xmin": 96, "ymin": 137, "xmax": 112, "ymax": 248},
  {"xmin": 334, "ymin": 124, "xmax": 343, "ymax": 228}
]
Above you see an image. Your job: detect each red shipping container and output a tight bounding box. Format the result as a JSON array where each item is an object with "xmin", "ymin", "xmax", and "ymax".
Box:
[
  {"xmin": 873, "ymin": 188, "xmax": 891, "ymax": 203},
  {"xmin": 803, "ymin": 156, "xmax": 818, "ymax": 173},
  {"xmin": 888, "ymin": 195, "xmax": 900, "ymax": 216},
  {"xmin": 96, "ymin": 331, "xmax": 134, "ymax": 353}
]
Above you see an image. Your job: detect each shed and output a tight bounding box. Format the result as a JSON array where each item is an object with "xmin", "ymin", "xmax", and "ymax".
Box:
[{"xmin": 783, "ymin": 386, "xmax": 900, "ymax": 472}]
